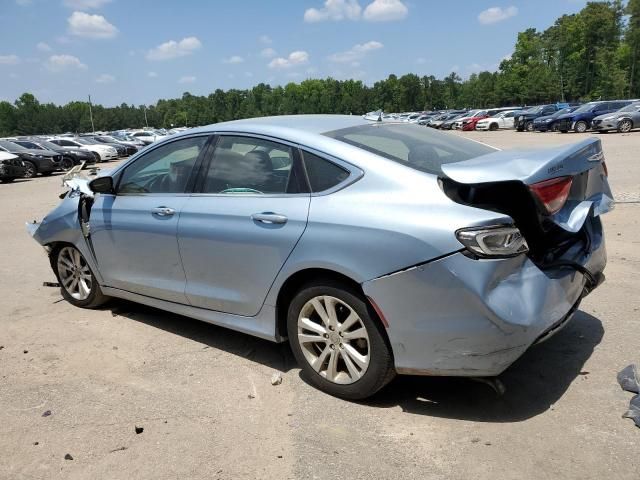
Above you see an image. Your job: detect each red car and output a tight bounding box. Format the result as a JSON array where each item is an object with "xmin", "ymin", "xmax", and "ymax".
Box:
[{"xmin": 461, "ymin": 113, "xmax": 490, "ymax": 131}]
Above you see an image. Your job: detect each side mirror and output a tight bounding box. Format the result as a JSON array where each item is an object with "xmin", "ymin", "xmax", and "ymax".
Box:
[{"xmin": 89, "ymin": 176, "xmax": 114, "ymax": 194}]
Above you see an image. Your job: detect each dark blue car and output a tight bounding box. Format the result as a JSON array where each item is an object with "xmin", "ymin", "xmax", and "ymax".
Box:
[
  {"xmin": 533, "ymin": 106, "xmax": 581, "ymax": 132},
  {"xmin": 555, "ymin": 100, "xmax": 633, "ymax": 133}
]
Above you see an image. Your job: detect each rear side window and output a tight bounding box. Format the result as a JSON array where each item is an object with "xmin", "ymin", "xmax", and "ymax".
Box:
[
  {"xmin": 324, "ymin": 123, "xmax": 495, "ymax": 175},
  {"xmin": 302, "ymin": 151, "xmax": 349, "ymax": 192},
  {"xmin": 203, "ymin": 136, "xmax": 298, "ymax": 194}
]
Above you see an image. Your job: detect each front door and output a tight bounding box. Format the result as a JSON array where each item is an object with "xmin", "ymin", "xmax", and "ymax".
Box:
[
  {"xmin": 89, "ymin": 135, "xmax": 210, "ymax": 303},
  {"xmin": 178, "ymin": 135, "xmax": 310, "ymax": 316}
]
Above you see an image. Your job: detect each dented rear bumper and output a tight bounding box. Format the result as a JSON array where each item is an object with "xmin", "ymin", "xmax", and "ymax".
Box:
[{"xmin": 362, "ymin": 217, "xmax": 606, "ymax": 377}]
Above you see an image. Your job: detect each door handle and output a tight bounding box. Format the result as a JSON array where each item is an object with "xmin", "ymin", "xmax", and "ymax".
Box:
[
  {"xmin": 151, "ymin": 207, "xmax": 176, "ymax": 217},
  {"xmin": 251, "ymin": 212, "xmax": 288, "ymax": 224}
]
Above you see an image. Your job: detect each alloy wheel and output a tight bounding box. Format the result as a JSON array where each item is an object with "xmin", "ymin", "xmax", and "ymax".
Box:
[
  {"xmin": 23, "ymin": 161, "xmax": 36, "ymax": 178},
  {"xmin": 619, "ymin": 120, "xmax": 632, "ymax": 133},
  {"xmin": 297, "ymin": 295, "xmax": 370, "ymax": 385},
  {"xmin": 57, "ymin": 246, "xmax": 93, "ymax": 301},
  {"xmin": 576, "ymin": 121, "xmax": 587, "ymax": 133}
]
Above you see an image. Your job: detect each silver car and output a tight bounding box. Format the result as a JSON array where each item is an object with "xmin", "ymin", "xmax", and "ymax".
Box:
[
  {"xmin": 592, "ymin": 101, "xmax": 640, "ymax": 133},
  {"xmin": 27, "ymin": 115, "xmax": 613, "ymax": 399}
]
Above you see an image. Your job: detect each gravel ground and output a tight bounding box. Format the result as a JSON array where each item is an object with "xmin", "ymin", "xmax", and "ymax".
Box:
[{"xmin": 0, "ymin": 130, "xmax": 638, "ymax": 480}]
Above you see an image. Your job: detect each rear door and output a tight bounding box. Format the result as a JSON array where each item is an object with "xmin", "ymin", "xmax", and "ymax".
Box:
[{"xmin": 177, "ymin": 134, "xmax": 310, "ymax": 316}]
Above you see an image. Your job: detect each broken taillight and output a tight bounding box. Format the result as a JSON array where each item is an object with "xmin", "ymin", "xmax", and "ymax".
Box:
[{"xmin": 529, "ymin": 176, "xmax": 573, "ymax": 214}]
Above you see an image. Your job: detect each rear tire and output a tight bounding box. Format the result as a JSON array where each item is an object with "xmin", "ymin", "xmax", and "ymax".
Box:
[
  {"xmin": 287, "ymin": 280, "xmax": 395, "ymax": 400},
  {"xmin": 618, "ymin": 119, "xmax": 633, "ymax": 133},
  {"xmin": 53, "ymin": 245, "xmax": 109, "ymax": 309}
]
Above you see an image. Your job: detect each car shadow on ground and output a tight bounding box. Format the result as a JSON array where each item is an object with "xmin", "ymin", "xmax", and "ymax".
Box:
[
  {"xmin": 106, "ymin": 301, "xmax": 602, "ymax": 422},
  {"xmin": 367, "ymin": 310, "xmax": 604, "ymax": 422},
  {"xmin": 107, "ymin": 300, "xmax": 296, "ymax": 373}
]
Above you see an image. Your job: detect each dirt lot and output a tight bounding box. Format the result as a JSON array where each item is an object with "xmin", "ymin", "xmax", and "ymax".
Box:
[{"xmin": 1, "ymin": 130, "xmax": 638, "ymax": 480}]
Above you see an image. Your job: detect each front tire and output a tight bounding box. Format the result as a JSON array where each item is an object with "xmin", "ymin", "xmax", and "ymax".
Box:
[
  {"xmin": 54, "ymin": 245, "xmax": 108, "ymax": 309},
  {"xmin": 287, "ymin": 280, "xmax": 395, "ymax": 400},
  {"xmin": 618, "ymin": 119, "xmax": 633, "ymax": 133},
  {"xmin": 489, "ymin": 123, "xmax": 498, "ymax": 131},
  {"xmin": 22, "ymin": 160, "xmax": 37, "ymax": 178},
  {"xmin": 574, "ymin": 121, "xmax": 588, "ymax": 133},
  {"xmin": 525, "ymin": 121, "xmax": 534, "ymax": 132},
  {"xmin": 61, "ymin": 157, "xmax": 75, "ymax": 171}
]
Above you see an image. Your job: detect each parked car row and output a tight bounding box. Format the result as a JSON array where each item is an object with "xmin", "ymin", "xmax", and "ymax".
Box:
[
  {"xmin": 365, "ymin": 99, "xmax": 640, "ymax": 135},
  {"xmin": 0, "ymin": 127, "xmax": 194, "ymax": 184}
]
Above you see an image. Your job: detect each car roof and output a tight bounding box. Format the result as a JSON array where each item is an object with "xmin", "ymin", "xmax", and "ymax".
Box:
[{"xmin": 190, "ymin": 114, "xmax": 370, "ymax": 136}]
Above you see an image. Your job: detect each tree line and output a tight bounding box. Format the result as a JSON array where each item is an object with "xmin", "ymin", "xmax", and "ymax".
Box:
[{"xmin": 1, "ymin": 0, "xmax": 639, "ymax": 136}]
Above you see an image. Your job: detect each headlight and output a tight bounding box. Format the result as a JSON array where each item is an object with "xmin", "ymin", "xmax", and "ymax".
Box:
[
  {"xmin": 545, "ymin": 118, "xmax": 552, "ymax": 122},
  {"xmin": 602, "ymin": 116, "xmax": 615, "ymax": 121},
  {"xmin": 456, "ymin": 225, "xmax": 529, "ymax": 258}
]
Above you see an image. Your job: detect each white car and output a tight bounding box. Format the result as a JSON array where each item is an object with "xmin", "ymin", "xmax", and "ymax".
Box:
[
  {"xmin": 475, "ymin": 110, "xmax": 522, "ymax": 131},
  {"xmin": 130, "ymin": 130, "xmax": 167, "ymax": 145},
  {"xmin": 49, "ymin": 137, "xmax": 118, "ymax": 162}
]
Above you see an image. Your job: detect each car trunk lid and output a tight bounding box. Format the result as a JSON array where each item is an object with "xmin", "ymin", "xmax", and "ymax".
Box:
[{"xmin": 440, "ymin": 137, "xmax": 613, "ymax": 262}]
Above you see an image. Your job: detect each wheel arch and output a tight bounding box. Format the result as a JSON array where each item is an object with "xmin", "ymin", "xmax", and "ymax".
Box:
[{"xmin": 274, "ymin": 267, "xmax": 389, "ymax": 345}]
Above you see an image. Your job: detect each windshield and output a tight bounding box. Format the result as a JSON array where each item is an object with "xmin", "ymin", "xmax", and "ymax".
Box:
[
  {"xmin": 16, "ymin": 141, "xmax": 41, "ymax": 149},
  {"xmin": 572, "ymin": 103, "xmax": 599, "ymax": 114},
  {"xmin": 0, "ymin": 140, "xmax": 27, "ymax": 151},
  {"xmin": 324, "ymin": 123, "xmax": 495, "ymax": 175},
  {"xmin": 523, "ymin": 106, "xmax": 544, "ymax": 114},
  {"xmin": 74, "ymin": 138, "xmax": 94, "ymax": 145},
  {"xmin": 37, "ymin": 140, "xmax": 63, "ymax": 150}
]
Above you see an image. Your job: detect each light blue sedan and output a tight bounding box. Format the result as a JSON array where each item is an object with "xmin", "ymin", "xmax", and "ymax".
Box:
[{"xmin": 28, "ymin": 115, "xmax": 613, "ymax": 399}]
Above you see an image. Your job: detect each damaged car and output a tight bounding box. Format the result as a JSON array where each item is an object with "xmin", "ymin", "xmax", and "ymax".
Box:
[{"xmin": 27, "ymin": 115, "xmax": 613, "ymax": 399}]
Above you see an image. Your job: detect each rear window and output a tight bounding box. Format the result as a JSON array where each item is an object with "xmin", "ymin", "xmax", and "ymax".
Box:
[{"xmin": 323, "ymin": 123, "xmax": 495, "ymax": 175}]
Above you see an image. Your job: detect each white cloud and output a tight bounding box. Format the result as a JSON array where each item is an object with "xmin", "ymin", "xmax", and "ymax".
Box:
[
  {"xmin": 146, "ymin": 36, "xmax": 202, "ymax": 61},
  {"xmin": 178, "ymin": 75, "xmax": 196, "ymax": 84},
  {"xmin": 259, "ymin": 35, "xmax": 272, "ymax": 45},
  {"xmin": 45, "ymin": 54, "xmax": 87, "ymax": 72},
  {"xmin": 362, "ymin": 0, "xmax": 407, "ymax": 22},
  {"xmin": 68, "ymin": 11, "xmax": 118, "ymax": 39},
  {"xmin": 304, "ymin": 0, "xmax": 361, "ymax": 22},
  {"xmin": 261, "ymin": 47, "xmax": 277, "ymax": 58},
  {"xmin": 63, "ymin": 0, "xmax": 111, "ymax": 9},
  {"xmin": 95, "ymin": 73, "xmax": 115, "ymax": 83},
  {"xmin": 36, "ymin": 42, "xmax": 52, "ymax": 52},
  {"xmin": 223, "ymin": 55, "xmax": 244, "ymax": 64},
  {"xmin": 147, "ymin": 71, "xmax": 158, "ymax": 78},
  {"xmin": 0, "ymin": 55, "xmax": 20, "ymax": 65},
  {"xmin": 478, "ymin": 6, "xmax": 518, "ymax": 25},
  {"xmin": 268, "ymin": 50, "xmax": 309, "ymax": 69},
  {"xmin": 329, "ymin": 40, "xmax": 383, "ymax": 63}
]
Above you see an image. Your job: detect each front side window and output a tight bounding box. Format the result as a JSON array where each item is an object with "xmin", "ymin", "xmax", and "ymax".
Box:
[
  {"xmin": 202, "ymin": 136, "xmax": 296, "ymax": 194},
  {"xmin": 118, "ymin": 136, "xmax": 207, "ymax": 194}
]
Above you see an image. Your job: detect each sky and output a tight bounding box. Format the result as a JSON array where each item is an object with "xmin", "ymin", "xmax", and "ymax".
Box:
[{"xmin": 0, "ymin": 0, "xmax": 590, "ymax": 106}]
